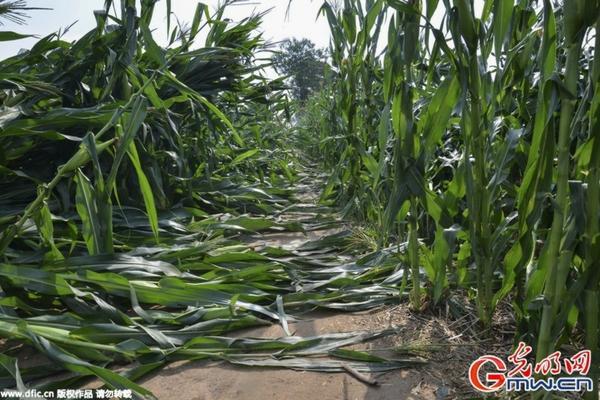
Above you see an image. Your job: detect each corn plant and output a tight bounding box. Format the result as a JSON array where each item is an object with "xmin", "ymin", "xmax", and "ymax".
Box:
[
  {"xmin": 313, "ymin": 0, "xmax": 600, "ymax": 382},
  {"xmin": 319, "ymin": 0, "xmax": 388, "ymax": 225}
]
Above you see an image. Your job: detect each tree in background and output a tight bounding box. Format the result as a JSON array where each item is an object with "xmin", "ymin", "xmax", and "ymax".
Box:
[{"xmin": 272, "ymin": 38, "xmax": 329, "ymax": 102}]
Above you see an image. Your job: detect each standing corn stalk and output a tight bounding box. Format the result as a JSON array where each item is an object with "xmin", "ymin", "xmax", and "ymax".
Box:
[
  {"xmin": 319, "ymin": 0, "xmax": 388, "ymax": 224},
  {"xmin": 582, "ymin": 15, "xmax": 600, "ymax": 400},
  {"xmin": 445, "ymin": 0, "xmax": 497, "ymax": 326},
  {"xmin": 535, "ymin": 0, "xmax": 599, "ymax": 364},
  {"xmin": 386, "ymin": 0, "xmax": 424, "ymax": 309}
]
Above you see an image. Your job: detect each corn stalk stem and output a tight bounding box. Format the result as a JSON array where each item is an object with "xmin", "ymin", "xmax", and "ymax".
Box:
[
  {"xmin": 408, "ymin": 202, "xmax": 420, "ymax": 309},
  {"xmin": 583, "ymin": 17, "xmax": 600, "ymax": 400},
  {"xmin": 466, "ymin": 53, "xmax": 492, "ymax": 327},
  {"xmin": 536, "ymin": 37, "xmax": 583, "ymax": 362}
]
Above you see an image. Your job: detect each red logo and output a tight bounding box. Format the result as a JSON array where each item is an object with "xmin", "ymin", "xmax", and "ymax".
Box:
[
  {"xmin": 468, "ymin": 343, "xmax": 593, "ymax": 393},
  {"xmin": 468, "ymin": 355, "xmax": 507, "ymax": 392}
]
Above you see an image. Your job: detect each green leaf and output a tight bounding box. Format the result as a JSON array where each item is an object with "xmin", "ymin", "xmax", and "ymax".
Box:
[
  {"xmin": 231, "ymin": 149, "xmax": 260, "ymax": 166},
  {"xmin": 0, "ymin": 31, "xmax": 33, "ymax": 42},
  {"xmin": 75, "ymin": 170, "xmax": 103, "ymax": 255},
  {"xmin": 492, "ymin": 0, "xmax": 513, "ymax": 58}
]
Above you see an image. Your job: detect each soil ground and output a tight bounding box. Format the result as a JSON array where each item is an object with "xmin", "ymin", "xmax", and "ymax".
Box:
[
  {"xmin": 138, "ymin": 220, "xmax": 509, "ymax": 400},
  {"xmin": 140, "ymin": 311, "xmax": 441, "ymax": 400},
  {"xmin": 118, "ymin": 177, "xmax": 513, "ymax": 399}
]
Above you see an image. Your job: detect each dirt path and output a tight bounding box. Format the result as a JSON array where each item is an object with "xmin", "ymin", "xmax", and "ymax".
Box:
[
  {"xmin": 138, "ymin": 176, "xmax": 460, "ymax": 400},
  {"xmin": 139, "ymin": 313, "xmax": 441, "ymax": 400}
]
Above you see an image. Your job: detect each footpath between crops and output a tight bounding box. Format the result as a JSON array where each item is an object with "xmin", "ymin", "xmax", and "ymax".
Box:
[{"xmin": 134, "ymin": 172, "xmax": 508, "ymax": 400}]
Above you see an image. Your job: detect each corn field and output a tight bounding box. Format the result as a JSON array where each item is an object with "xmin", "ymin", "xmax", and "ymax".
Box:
[{"xmin": 0, "ymin": 0, "xmax": 599, "ymax": 398}]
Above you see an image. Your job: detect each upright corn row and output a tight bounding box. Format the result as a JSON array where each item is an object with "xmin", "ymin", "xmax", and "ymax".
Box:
[
  {"xmin": 319, "ymin": 0, "xmax": 387, "ymax": 224},
  {"xmin": 317, "ymin": 0, "xmax": 600, "ymax": 377}
]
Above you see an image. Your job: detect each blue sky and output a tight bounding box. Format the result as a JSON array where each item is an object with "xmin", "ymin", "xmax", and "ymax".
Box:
[{"xmin": 0, "ymin": 0, "xmax": 333, "ymax": 59}]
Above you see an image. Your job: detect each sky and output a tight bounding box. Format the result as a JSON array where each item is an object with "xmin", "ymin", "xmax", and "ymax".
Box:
[{"xmin": 0, "ymin": 0, "xmax": 333, "ymax": 59}]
